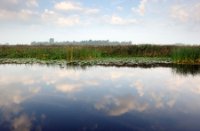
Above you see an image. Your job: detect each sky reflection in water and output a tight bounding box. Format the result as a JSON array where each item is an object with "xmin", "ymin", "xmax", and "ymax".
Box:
[{"xmin": 0, "ymin": 64, "xmax": 200, "ymax": 131}]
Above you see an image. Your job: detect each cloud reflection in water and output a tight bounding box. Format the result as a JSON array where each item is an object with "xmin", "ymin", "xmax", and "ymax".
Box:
[{"xmin": 0, "ymin": 65, "xmax": 200, "ymax": 130}]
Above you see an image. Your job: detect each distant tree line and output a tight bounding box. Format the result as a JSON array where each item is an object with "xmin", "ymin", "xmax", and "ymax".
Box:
[{"xmin": 31, "ymin": 40, "xmax": 132, "ymax": 46}]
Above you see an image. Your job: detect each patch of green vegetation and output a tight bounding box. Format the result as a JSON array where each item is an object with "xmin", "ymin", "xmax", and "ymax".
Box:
[
  {"xmin": 0, "ymin": 45, "xmax": 199, "ymax": 64},
  {"xmin": 66, "ymin": 47, "xmax": 102, "ymax": 61},
  {"xmin": 172, "ymin": 47, "xmax": 200, "ymax": 64}
]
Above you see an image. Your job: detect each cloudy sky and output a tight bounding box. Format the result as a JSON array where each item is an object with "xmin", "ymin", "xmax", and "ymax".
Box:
[{"xmin": 0, "ymin": 0, "xmax": 200, "ymax": 44}]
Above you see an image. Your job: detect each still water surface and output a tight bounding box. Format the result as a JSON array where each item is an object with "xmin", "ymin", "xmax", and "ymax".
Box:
[{"xmin": 0, "ymin": 64, "xmax": 200, "ymax": 131}]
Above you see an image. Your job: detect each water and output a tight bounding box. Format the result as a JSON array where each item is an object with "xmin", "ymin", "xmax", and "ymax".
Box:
[{"xmin": 0, "ymin": 64, "xmax": 200, "ymax": 131}]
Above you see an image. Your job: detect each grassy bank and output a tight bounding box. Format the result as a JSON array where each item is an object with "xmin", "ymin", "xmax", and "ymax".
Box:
[{"xmin": 0, "ymin": 45, "xmax": 199, "ymax": 64}]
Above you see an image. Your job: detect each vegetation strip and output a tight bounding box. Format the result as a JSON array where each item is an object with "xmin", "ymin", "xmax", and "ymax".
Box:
[{"xmin": 0, "ymin": 45, "xmax": 199, "ymax": 64}]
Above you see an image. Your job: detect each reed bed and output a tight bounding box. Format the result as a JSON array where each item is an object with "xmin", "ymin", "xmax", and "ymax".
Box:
[
  {"xmin": 172, "ymin": 46, "xmax": 200, "ymax": 64},
  {"xmin": 0, "ymin": 44, "xmax": 199, "ymax": 64}
]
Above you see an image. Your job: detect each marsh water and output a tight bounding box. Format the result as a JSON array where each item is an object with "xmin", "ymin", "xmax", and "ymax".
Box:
[{"xmin": 0, "ymin": 64, "xmax": 200, "ymax": 131}]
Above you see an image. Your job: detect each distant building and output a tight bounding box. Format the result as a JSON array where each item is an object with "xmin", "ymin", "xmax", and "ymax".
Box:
[
  {"xmin": 49, "ymin": 38, "xmax": 54, "ymax": 44},
  {"xmin": 31, "ymin": 39, "xmax": 132, "ymax": 45}
]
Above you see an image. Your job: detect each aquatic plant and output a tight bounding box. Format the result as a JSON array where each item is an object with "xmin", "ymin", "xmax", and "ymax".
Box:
[
  {"xmin": 172, "ymin": 47, "xmax": 200, "ymax": 64},
  {"xmin": 0, "ymin": 45, "xmax": 199, "ymax": 64}
]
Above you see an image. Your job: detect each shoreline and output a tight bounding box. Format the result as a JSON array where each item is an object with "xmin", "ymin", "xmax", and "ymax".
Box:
[{"xmin": 0, "ymin": 58, "xmax": 199, "ymax": 67}]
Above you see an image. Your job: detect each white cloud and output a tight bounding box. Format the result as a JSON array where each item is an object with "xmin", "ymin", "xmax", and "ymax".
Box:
[
  {"xmin": 19, "ymin": 9, "xmax": 38, "ymax": 20},
  {"xmin": 41, "ymin": 9, "xmax": 80, "ymax": 27},
  {"xmin": 54, "ymin": 1, "xmax": 82, "ymax": 11},
  {"xmin": 0, "ymin": 9, "xmax": 39, "ymax": 23},
  {"xmin": 41, "ymin": 9, "xmax": 56, "ymax": 20},
  {"xmin": 138, "ymin": 0, "xmax": 148, "ymax": 15},
  {"xmin": 0, "ymin": 0, "xmax": 40, "ymax": 24},
  {"xmin": 54, "ymin": 1, "xmax": 100, "ymax": 15},
  {"xmin": 132, "ymin": 0, "xmax": 148, "ymax": 16}
]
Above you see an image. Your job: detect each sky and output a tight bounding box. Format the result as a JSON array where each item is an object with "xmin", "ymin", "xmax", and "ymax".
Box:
[{"xmin": 0, "ymin": 0, "xmax": 200, "ymax": 44}]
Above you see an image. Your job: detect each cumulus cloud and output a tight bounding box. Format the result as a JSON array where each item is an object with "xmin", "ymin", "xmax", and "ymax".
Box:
[
  {"xmin": 0, "ymin": 9, "xmax": 39, "ymax": 22},
  {"xmin": 41, "ymin": 9, "xmax": 81, "ymax": 27},
  {"xmin": 0, "ymin": 0, "xmax": 40, "ymax": 24},
  {"xmin": 54, "ymin": 1, "xmax": 82, "ymax": 11},
  {"xmin": 39, "ymin": 1, "xmax": 100, "ymax": 27},
  {"xmin": 0, "ymin": 0, "xmax": 99, "ymax": 26},
  {"xmin": 0, "ymin": 75, "xmax": 43, "ymax": 131},
  {"xmin": 41, "ymin": 9, "xmax": 57, "ymax": 22},
  {"xmin": 54, "ymin": 1, "xmax": 100, "ymax": 15}
]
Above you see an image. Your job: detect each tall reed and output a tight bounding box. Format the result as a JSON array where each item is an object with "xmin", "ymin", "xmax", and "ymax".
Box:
[
  {"xmin": 172, "ymin": 47, "xmax": 200, "ymax": 63},
  {"xmin": 0, "ymin": 45, "xmax": 199, "ymax": 63}
]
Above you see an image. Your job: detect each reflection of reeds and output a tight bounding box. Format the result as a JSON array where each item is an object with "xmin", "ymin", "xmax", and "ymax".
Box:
[
  {"xmin": 172, "ymin": 64, "xmax": 200, "ymax": 76},
  {"xmin": 0, "ymin": 45, "xmax": 199, "ymax": 63}
]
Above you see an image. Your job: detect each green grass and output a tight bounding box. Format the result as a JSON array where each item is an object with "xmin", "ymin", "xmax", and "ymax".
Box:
[
  {"xmin": 172, "ymin": 47, "xmax": 200, "ymax": 64},
  {"xmin": 0, "ymin": 45, "xmax": 199, "ymax": 64},
  {"xmin": 66, "ymin": 47, "xmax": 102, "ymax": 61}
]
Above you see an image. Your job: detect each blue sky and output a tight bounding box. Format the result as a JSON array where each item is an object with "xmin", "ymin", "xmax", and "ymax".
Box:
[{"xmin": 0, "ymin": 0, "xmax": 200, "ymax": 44}]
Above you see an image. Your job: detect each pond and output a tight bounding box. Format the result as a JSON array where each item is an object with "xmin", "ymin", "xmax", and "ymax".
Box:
[{"xmin": 0, "ymin": 64, "xmax": 200, "ymax": 131}]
